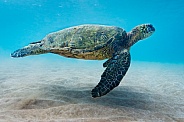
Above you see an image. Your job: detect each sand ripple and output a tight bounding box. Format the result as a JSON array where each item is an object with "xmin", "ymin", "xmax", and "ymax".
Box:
[{"xmin": 0, "ymin": 59, "xmax": 184, "ymax": 121}]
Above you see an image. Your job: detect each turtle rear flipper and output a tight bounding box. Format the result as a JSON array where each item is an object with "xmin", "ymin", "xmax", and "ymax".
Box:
[
  {"xmin": 11, "ymin": 42, "xmax": 48, "ymax": 58},
  {"xmin": 91, "ymin": 49, "xmax": 131, "ymax": 98}
]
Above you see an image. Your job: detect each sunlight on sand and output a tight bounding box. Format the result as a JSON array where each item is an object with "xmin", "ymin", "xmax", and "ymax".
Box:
[{"xmin": 0, "ymin": 59, "xmax": 184, "ymax": 121}]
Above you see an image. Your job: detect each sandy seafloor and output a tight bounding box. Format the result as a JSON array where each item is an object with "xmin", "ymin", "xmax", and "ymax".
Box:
[{"xmin": 0, "ymin": 58, "xmax": 184, "ymax": 122}]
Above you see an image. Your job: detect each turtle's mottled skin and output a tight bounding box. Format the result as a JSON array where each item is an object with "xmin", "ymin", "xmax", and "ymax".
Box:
[{"xmin": 11, "ymin": 24, "xmax": 155, "ymax": 98}]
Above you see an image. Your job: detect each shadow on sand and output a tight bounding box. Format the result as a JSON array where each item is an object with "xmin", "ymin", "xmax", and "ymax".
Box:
[{"xmin": 19, "ymin": 83, "xmax": 165, "ymax": 112}]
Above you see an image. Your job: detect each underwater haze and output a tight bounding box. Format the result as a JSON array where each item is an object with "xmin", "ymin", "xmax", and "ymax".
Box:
[
  {"xmin": 0, "ymin": 0, "xmax": 184, "ymax": 121},
  {"xmin": 1, "ymin": 0, "xmax": 184, "ymax": 63}
]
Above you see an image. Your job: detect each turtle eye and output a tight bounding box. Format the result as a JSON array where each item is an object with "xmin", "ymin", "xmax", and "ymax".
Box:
[
  {"xmin": 147, "ymin": 27, "xmax": 150, "ymax": 32},
  {"xmin": 146, "ymin": 26, "xmax": 152, "ymax": 33}
]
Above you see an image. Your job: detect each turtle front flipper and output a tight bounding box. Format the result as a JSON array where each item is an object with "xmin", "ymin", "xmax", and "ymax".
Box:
[
  {"xmin": 103, "ymin": 58, "xmax": 112, "ymax": 67},
  {"xmin": 91, "ymin": 49, "xmax": 131, "ymax": 98}
]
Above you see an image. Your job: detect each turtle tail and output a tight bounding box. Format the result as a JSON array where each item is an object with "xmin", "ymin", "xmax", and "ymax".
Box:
[{"xmin": 11, "ymin": 41, "xmax": 48, "ymax": 58}]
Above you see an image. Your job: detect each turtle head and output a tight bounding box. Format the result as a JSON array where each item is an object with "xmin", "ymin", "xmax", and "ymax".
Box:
[
  {"xmin": 126, "ymin": 24, "xmax": 155, "ymax": 48},
  {"xmin": 136, "ymin": 24, "xmax": 155, "ymax": 39}
]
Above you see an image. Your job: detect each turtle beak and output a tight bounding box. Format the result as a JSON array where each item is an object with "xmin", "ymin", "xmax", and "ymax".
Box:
[{"xmin": 146, "ymin": 24, "xmax": 155, "ymax": 33}]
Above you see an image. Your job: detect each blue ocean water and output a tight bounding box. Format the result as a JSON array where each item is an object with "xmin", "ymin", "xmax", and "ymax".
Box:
[
  {"xmin": 0, "ymin": 0, "xmax": 184, "ymax": 63},
  {"xmin": 1, "ymin": 1, "xmax": 184, "ymax": 121}
]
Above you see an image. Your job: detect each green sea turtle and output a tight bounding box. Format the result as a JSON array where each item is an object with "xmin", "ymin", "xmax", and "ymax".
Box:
[{"xmin": 11, "ymin": 24, "xmax": 155, "ymax": 98}]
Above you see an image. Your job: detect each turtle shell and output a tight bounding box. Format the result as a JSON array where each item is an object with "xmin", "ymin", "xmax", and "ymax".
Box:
[{"xmin": 41, "ymin": 24, "xmax": 127, "ymax": 59}]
